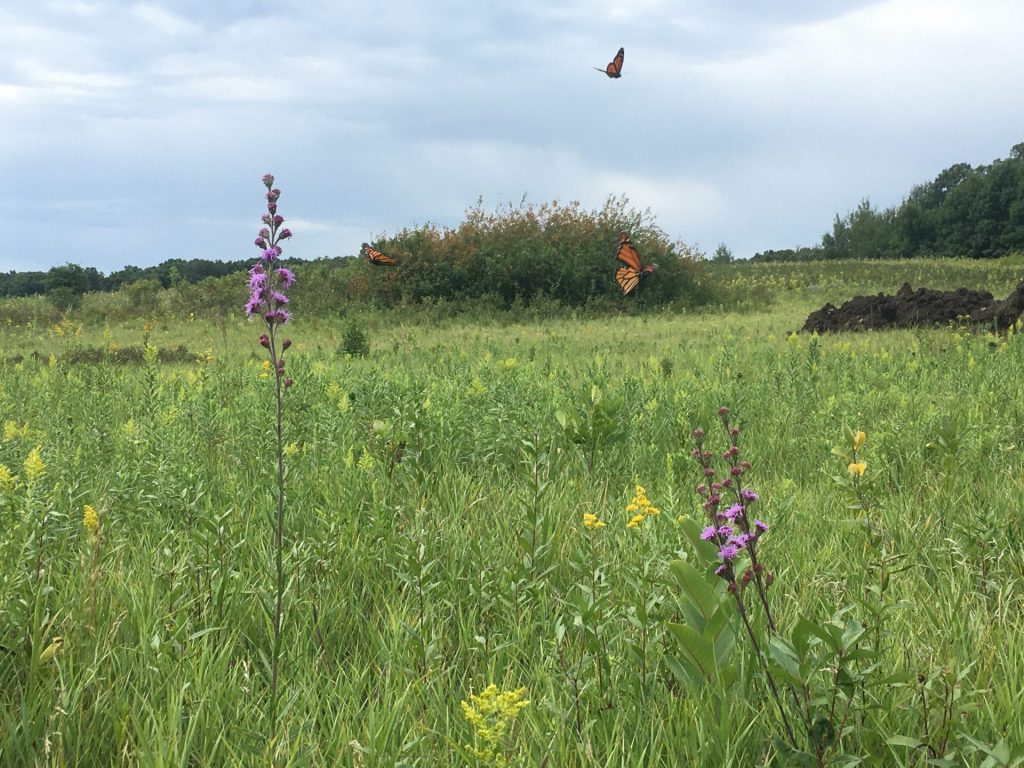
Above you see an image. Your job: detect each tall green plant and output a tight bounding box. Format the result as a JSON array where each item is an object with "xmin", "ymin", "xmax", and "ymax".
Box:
[{"xmin": 244, "ymin": 174, "xmax": 297, "ymax": 734}]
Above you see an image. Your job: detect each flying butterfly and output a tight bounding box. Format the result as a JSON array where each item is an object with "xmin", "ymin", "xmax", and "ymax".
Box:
[
  {"xmin": 614, "ymin": 231, "xmax": 658, "ymax": 295},
  {"xmin": 362, "ymin": 243, "xmax": 398, "ymax": 266},
  {"xmin": 595, "ymin": 47, "xmax": 624, "ymax": 78}
]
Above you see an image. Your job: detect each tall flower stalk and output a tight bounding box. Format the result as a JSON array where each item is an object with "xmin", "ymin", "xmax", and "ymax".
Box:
[
  {"xmin": 690, "ymin": 408, "xmax": 797, "ymax": 747},
  {"xmin": 246, "ymin": 173, "xmax": 295, "ymax": 731}
]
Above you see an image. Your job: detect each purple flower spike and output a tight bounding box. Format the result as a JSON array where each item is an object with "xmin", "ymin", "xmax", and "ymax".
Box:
[
  {"xmin": 262, "ymin": 173, "xmax": 275, "ymax": 188},
  {"xmin": 723, "ymin": 503, "xmax": 743, "ymax": 520}
]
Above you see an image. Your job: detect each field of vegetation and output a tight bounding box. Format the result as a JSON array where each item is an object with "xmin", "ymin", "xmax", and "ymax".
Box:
[{"xmin": 2, "ymin": 257, "xmax": 1024, "ymax": 766}]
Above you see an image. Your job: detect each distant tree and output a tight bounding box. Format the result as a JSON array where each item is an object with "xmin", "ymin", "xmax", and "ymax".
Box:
[{"xmin": 712, "ymin": 243, "xmax": 734, "ymax": 263}]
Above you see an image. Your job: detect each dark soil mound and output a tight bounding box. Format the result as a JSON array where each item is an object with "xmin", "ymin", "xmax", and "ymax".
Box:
[{"xmin": 803, "ymin": 280, "xmax": 1024, "ymax": 333}]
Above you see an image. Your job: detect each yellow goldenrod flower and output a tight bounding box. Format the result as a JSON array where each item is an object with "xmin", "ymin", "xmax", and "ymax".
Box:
[
  {"xmin": 853, "ymin": 431, "xmax": 866, "ymax": 452},
  {"xmin": 626, "ymin": 484, "xmax": 660, "ymax": 523},
  {"xmin": 0, "ymin": 464, "xmax": 16, "ymax": 494},
  {"xmin": 582, "ymin": 512, "xmax": 606, "ymax": 530},
  {"xmin": 848, "ymin": 461, "xmax": 866, "ymax": 477},
  {"xmin": 460, "ymin": 684, "xmax": 530, "ymax": 765},
  {"xmin": 83, "ymin": 504, "xmax": 100, "ymax": 537},
  {"xmin": 24, "ymin": 446, "xmax": 45, "ymax": 485}
]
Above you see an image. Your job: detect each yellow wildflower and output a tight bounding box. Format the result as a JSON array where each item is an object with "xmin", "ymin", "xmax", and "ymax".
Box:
[
  {"xmin": 24, "ymin": 446, "xmax": 45, "ymax": 485},
  {"xmin": 0, "ymin": 464, "xmax": 16, "ymax": 494},
  {"xmin": 627, "ymin": 513, "xmax": 646, "ymax": 528},
  {"xmin": 848, "ymin": 461, "xmax": 866, "ymax": 477},
  {"xmin": 460, "ymin": 684, "xmax": 530, "ymax": 766},
  {"xmin": 83, "ymin": 504, "xmax": 100, "ymax": 537},
  {"xmin": 582, "ymin": 512, "xmax": 606, "ymax": 530},
  {"xmin": 853, "ymin": 431, "xmax": 866, "ymax": 451}
]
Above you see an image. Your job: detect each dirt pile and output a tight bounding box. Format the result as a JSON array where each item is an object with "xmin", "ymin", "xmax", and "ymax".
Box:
[{"xmin": 802, "ymin": 280, "xmax": 1024, "ymax": 333}]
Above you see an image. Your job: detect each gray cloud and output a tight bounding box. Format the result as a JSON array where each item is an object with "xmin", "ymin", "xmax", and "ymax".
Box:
[{"xmin": 2, "ymin": 0, "xmax": 1023, "ymax": 273}]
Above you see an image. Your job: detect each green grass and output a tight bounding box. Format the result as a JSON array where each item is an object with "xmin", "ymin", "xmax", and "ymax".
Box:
[{"xmin": 1, "ymin": 261, "xmax": 1023, "ymax": 765}]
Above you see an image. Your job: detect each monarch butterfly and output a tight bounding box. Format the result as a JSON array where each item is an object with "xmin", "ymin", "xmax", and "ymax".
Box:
[
  {"xmin": 595, "ymin": 47, "xmax": 624, "ymax": 78},
  {"xmin": 614, "ymin": 231, "xmax": 658, "ymax": 295},
  {"xmin": 362, "ymin": 243, "xmax": 398, "ymax": 266}
]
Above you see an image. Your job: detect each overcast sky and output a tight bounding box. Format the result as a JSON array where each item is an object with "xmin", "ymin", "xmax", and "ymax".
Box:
[{"xmin": 3, "ymin": 0, "xmax": 1023, "ymax": 274}]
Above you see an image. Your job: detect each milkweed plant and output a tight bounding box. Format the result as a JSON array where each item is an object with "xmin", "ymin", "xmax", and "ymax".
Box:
[{"xmin": 246, "ymin": 173, "xmax": 295, "ymax": 732}]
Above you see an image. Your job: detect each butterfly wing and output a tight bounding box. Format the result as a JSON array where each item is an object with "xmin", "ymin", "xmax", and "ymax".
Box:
[
  {"xmin": 364, "ymin": 244, "xmax": 398, "ymax": 266},
  {"xmin": 615, "ymin": 233, "xmax": 642, "ymax": 271},
  {"xmin": 615, "ymin": 266, "xmax": 640, "ymax": 295},
  {"xmin": 607, "ymin": 47, "xmax": 624, "ymax": 77},
  {"xmin": 596, "ymin": 47, "xmax": 624, "ymax": 77}
]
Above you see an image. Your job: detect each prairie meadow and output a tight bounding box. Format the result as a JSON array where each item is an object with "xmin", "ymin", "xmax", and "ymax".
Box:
[{"xmin": 2, "ymin": 256, "xmax": 1024, "ymax": 766}]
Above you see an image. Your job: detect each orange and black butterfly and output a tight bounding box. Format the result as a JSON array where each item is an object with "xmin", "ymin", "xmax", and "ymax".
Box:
[
  {"xmin": 362, "ymin": 243, "xmax": 398, "ymax": 266},
  {"xmin": 595, "ymin": 47, "xmax": 624, "ymax": 78},
  {"xmin": 614, "ymin": 231, "xmax": 658, "ymax": 295}
]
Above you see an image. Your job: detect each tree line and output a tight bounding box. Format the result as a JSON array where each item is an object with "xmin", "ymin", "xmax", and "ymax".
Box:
[
  {"xmin": 0, "ymin": 197, "xmax": 713, "ymax": 319},
  {"xmin": 753, "ymin": 141, "xmax": 1024, "ymax": 261}
]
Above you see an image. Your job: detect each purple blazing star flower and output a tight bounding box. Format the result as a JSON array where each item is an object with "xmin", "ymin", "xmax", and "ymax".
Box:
[
  {"xmin": 729, "ymin": 532, "xmax": 752, "ymax": 548},
  {"xmin": 717, "ymin": 525, "xmax": 734, "ymax": 538},
  {"xmin": 279, "ymin": 228, "xmax": 293, "ymax": 240},
  {"xmin": 700, "ymin": 525, "xmax": 717, "ymax": 541},
  {"xmin": 753, "ymin": 519, "xmax": 769, "ymax": 534},
  {"xmin": 262, "ymin": 247, "xmax": 280, "ymax": 263},
  {"xmin": 249, "ymin": 271, "xmax": 269, "ymax": 291},
  {"xmin": 271, "ymin": 290, "xmax": 289, "ymax": 305},
  {"xmin": 262, "ymin": 173, "xmax": 275, "ymax": 187},
  {"xmin": 719, "ymin": 544, "xmax": 739, "ymax": 561},
  {"xmin": 721, "ymin": 503, "xmax": 743, "ymax": 520},
  {"xmin": 245, "ymin": 294, "xmax": 262, "ymax": 317},
  {"xmin": 740, "ymin": 488, "xmax": 759, "ymax": 503}
]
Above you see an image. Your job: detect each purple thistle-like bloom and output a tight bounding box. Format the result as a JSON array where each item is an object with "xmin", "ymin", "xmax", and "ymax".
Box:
[
  {"xmin": 279, "ymin": 228, "xmax": 292, "ymax": 240},
  {"xmin": 729, "ymin": 532, "xmax": 752, "ymax": 548},
  {"xmin": 753, "ymin": 519, "xmax": 769, "ymax": 534},
  {"xmin": 262, "ymin": 247, "xmax": 280, "ymax": 263},
  {"xmin": 700, "ymin": 525, "xmax": 717, "ymax": 541},
  {"xmin": 740, "ymin": 488, "xmax": 759, "ymax": 503},
  {"xmin": 249, "ymin": 271, "xmax": 269, "ymax": 291},
  {"xmin": 271, "ymin": 291, "xmax": 289, "ymax": 305},
  {"xmin": 245, "ymin": 294, "xmax": 262, "ymax": 317},
  {"xmin": 276, "ymin": 267, "xmax": 295, "ymax": 287},
  {"xmin": 719, "ymin": 544, "xmax": 739, "ymax": 561},
  {"xmin": 722, "ymin": 503, "xmax": 743, "ymax": 520},
  {"xmin": 262, "ymin": 173, "xmax": 275, "ymax": 187},
  {"xmin": 717, "ymin": 525, "xmax": 734, "ymax": 537}
]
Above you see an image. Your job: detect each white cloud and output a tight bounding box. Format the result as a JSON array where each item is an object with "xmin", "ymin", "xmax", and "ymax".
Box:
[{"xmin": 2, "ymin": 0, "xmax": 1023, "ymax": 273}]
